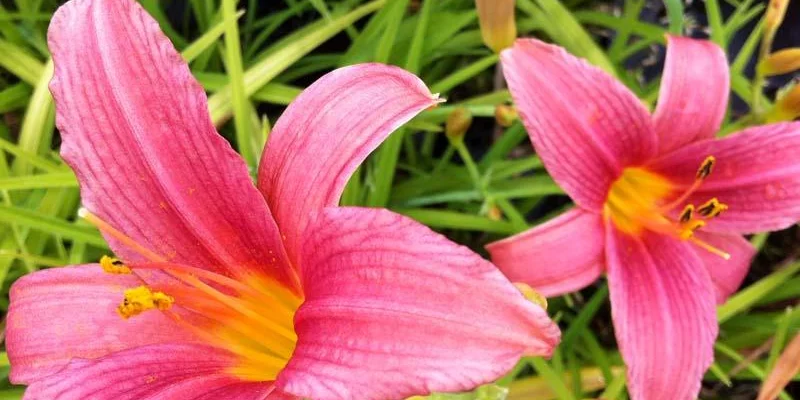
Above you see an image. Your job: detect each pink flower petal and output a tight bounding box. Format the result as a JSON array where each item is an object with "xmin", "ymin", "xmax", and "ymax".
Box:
[
  {"xmin": 653, "ymin": 36, "xmax": 730, "ymax": 153},
  {"xmin": 693, "ymin": 231, "xmax": 755, "ymax": 304},
  {"xmin": 7, "ymin": 265, "xmax": 195, "ymax": 384},
  {"xmin": 258, "ymin": 64, "xmax": 439, "ymax": 264},
  {"xmin": 486, "ymin": 207, "xmax": 605, "ymax": 297},
  {"xmin": 501, "ymin": 39, "xmax": 657, "ymax": 210},
  {"xmin": 276, "ymin": 207, "xmax": 560, "ymax": 400},
  {"xmin": 22, "ymin": 343, "xmax": 271, "ymax": 399},
  {"xmin": 648, "ymin": 122, "xmax": 800, "ymax": 234},
  {"xmin": 48, "ymin": 0, "xmax": 297, "ymax": 289},
  {"xmin": 606, "ymin": 226, "xmax": 717, "ymax": 400}
]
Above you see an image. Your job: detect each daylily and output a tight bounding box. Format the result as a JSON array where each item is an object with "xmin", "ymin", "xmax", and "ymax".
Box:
[
  {"xmin": 6, "ymin": 1, "xmax": 560, "ymax": 399},
  {"xmin": 488, "ymin": 36, "xmax": 800, "ymax": 399}
]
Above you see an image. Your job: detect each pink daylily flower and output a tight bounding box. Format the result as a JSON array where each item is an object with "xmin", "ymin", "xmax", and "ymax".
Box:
[
  {"xmin": 488, "ymin": 36, "xmax": 800, "ymax": 399},
  {"xmin": 6, "ymin": 1, "xmax": 561, "ymax": 399}
]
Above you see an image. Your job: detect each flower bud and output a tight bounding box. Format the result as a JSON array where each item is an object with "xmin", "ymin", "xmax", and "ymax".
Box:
[
  {"xmin": 767, "ymin": 80, "xmax": 800, "ymax": 122},
  {"xmin": 759, "ymin": 48, "xmax": 800, "ymax": 76},
  {"xmin": 766, "ymin": 0, "xmax": 790, "ymax": 33},
  {"xmin": 445, "ymin": 107, "xmax": 473, "ymax": 143},
  {"xmin": 763, "ymin": 0, "xmax": 790, "ymax": 55},
  {"xmin": 494, "ymin": 104, "xmax": 519, "ymax": 127},
  {"xmin": 476, "ymin": 0, "xmax": 517, "ymax": 53},
  {"xmin": 487, "ymin": 205, "xmax": 503, "ymax": 221}
]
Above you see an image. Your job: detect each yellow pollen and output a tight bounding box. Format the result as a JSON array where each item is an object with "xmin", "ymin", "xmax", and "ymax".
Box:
[
  {"xmin": 117, "ymin": 285, "xmax": 174, "ymax": 319},
  {"xmin": 84, "ymin": 209, "xmax": 303, "ymax": 382},
  {"xmin": 696, "ymin": 156, "xmax": 716, "ymax": 180},
  {"xmin": 604, "ymin": 157, "xmax": 730, "ymax": 259},
  {"xmin": 678, "ymin": 219, "xmax": 706, "ymax": 240},
  {"xmin": 100, "ymin": 255, "xmax": 132, "ymax": 274},
  {"xmin": 697, "ymin": 197, "xmax": 729, "ymax": 218},
  {"xmin": 678, "ymin": 204, "xmax": 695, "ymax": 224},
  {"xmin": 514, "ymin": 282, "xmax": 548, "ymax": 310}
]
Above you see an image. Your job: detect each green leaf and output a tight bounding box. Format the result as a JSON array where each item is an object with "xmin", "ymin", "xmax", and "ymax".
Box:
[
  {"xmin": 718, "ymin": 260, "xmax": 800, "ymax": 323},
  {"xmin": 221, "ymin": 0, "xmax": 256, "ymax": 167},
  {"xmin": 0, "ymin": 83, "xmax": 32, "ymax": 113},
  {"xmin": 207, "ymin": 0, "xmax": 385, "ymax": 125},
  {"xmin": 393, "ymin": 208, "xmax": 517, "ymax": 234},
  {"xmin": 663, "ymin": 0, "xmax": 684, "ymax": 34},
  {"xmin": 0, "ymin": 206, "xmax": 107, "ymax": 247},
  {"xmin": 704, "ymin": 0, "xmax": 726, "ymax": 47},
  {"xmin": 182, "ymin": 9, "xmax": 245, "ymax": 63},
  {"xmin": 0, "ymin": 172, "xmax": 77, "ymax": 191},
  {"xmin": 518, "ymin": 0, "xmax": 616, "ymax": 75},
  {"xmin": 0, "ymin": 38, "xmax": 44, "ymax": 85},
  {"xmin": 13, "ymin": 59, "xmax": 54, "ymax": 175}
]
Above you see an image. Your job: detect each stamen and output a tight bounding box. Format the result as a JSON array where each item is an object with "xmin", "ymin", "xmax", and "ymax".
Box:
[
  {"xmin": 181, "ymin": 275, "xmax": 297, "ymax": 340},
  {"xmin": 678, "ymin": 219, "xmax": 705, "ymax": 240},
  {"xmin": 679, "ymin": 205, "xmax": 695, "ymax": 223},
  {"xmin": 80, "ymin": 211, "xmax": 300, "ymax": 383},
  {"xmin": 117, "ymin": 285, "xmax": 174, "ymax": 319},
  {"xmin": 697, "ymin": 198, "xmax": 728, "ymax": 218},
  {"xmin": 696, "ymin": 156, "xmax": 716, "ymax": 180},
  {"xmin": 689, "ymin": 237, "xmax": 731, "ymax": 260},
  {"xmin": 79, "ymin": 208, "xmax": 165, "ymax": 262},
  {"xmin": 659, "ymin": 155, "xmax": 716, "ymax": 212},
  {"xmin": 130, "ymin": 262, "xmax": 300, "ymax": 314},
  {"xmin": 100, "ymin": 255, "xmax": 131, "ymax": 274}
]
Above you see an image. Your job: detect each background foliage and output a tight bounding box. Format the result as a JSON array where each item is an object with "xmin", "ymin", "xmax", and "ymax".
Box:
[{"xmin": 0, "ymin": 0, "xmax": 798, "ymax": 398}]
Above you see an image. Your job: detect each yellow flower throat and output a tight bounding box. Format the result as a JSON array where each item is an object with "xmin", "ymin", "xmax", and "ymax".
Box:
[
  {"xmin": 83, "ymin": 210, "xmax": 302, "ymax": 383},
  {"xmin": 604, "ymin": 156, "xmax": 730, "ymax": 259}
]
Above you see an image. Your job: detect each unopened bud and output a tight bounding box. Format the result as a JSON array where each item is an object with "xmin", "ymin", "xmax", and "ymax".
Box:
[
  {"xmin": 476, "ymin": 0, "xmax": 517, "ymax": 53},
  {"xmin": 487, "ymin": 205, "xmax": 503, "ymax": 221},
  {"xmin": 762, "ymin": 0, "xmax": 790, "ymax": 56},
  {"xmin": 768, "ymin": 81, "xmax": 800, "ymax": 122},
  {"xmin": 445, "ymin": 107, "xmax": 473, "ymax": 143},
  {"xmin": 494, "ymin": 104, "xmax": 518, "ymax": 127},
  {"xmin": 766, "ymin": 0, "xmax": 790, "ymax": 32},
  {"xmin": 759, "ymin": 48, "xmax": 800, "ymax": 76}
]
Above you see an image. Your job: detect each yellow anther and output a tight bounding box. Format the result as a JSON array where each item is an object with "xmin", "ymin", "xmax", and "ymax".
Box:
[
  {"xmin": 679, "ymin": 219, "xmax": 706, "ymax": 240},
  {"xmin": 514, "ymin": 282, "xmax": 548, "ymax": 310},
  {"xmin": 117, "ymin": 286, "xmax": 173, "ymax": 319},
  {"xmin": 679, "ymin": 205, "xmax": 695, "ymax": 223},
  {"xmin": 100, "ymin": 255, "xmax": 131, "ymax": 274},
  {"xmin": 696, "ymin": 156, "xmax": 716, "ymax": 180},
  {"xmin": 697, "ymin": 198, "xmax": 728, "ymax": 218}
]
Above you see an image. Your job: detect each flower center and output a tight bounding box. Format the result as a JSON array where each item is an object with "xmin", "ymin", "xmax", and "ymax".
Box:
[
  {"xmin": 603, "ymin": 156, "xmax": 731, "ymax": 259},
  {"xmin": 83, "ymin": 209, "xmax": 302, "ymax": 382}
]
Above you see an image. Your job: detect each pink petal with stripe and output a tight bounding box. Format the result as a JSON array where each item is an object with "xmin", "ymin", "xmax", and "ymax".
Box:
[
  {"xmin": 487, "ymin": 208, "xmax": 605, "ymax": 297},
  {"xmin": 606, "ymin": 227, "xmax": 717, "ymax": 400},
  {"xmin": 7, "ymin": 265, "xmax": 196, "ymax": 384},
  {"xmin": 653, "ymin": 36, "xmax": 730, "ymax": 153},
  {"xmin": 22, "ymin": 344, "xmax": 272, "ymax": 400},
  {"xmin": 693, "ymin": 231, "xmax": 755, "ymax": 304},
  {"xmin": 277, "ymin": 207, "xmax": 560, "ymax": 400},
  {"xmin": 258, "ymin": 64, "xmax": 440, "ymax": 265},
  {"xmin": 501, "ymin": 38, "xmax": 657, "ymax": 210},
  {"xmin": 648, "ymin": 122, "xmax": 800, "ymax": 234},
  {"xmin": 48, "ymin": 0, "xmax": 297, "ymax": 290}
]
